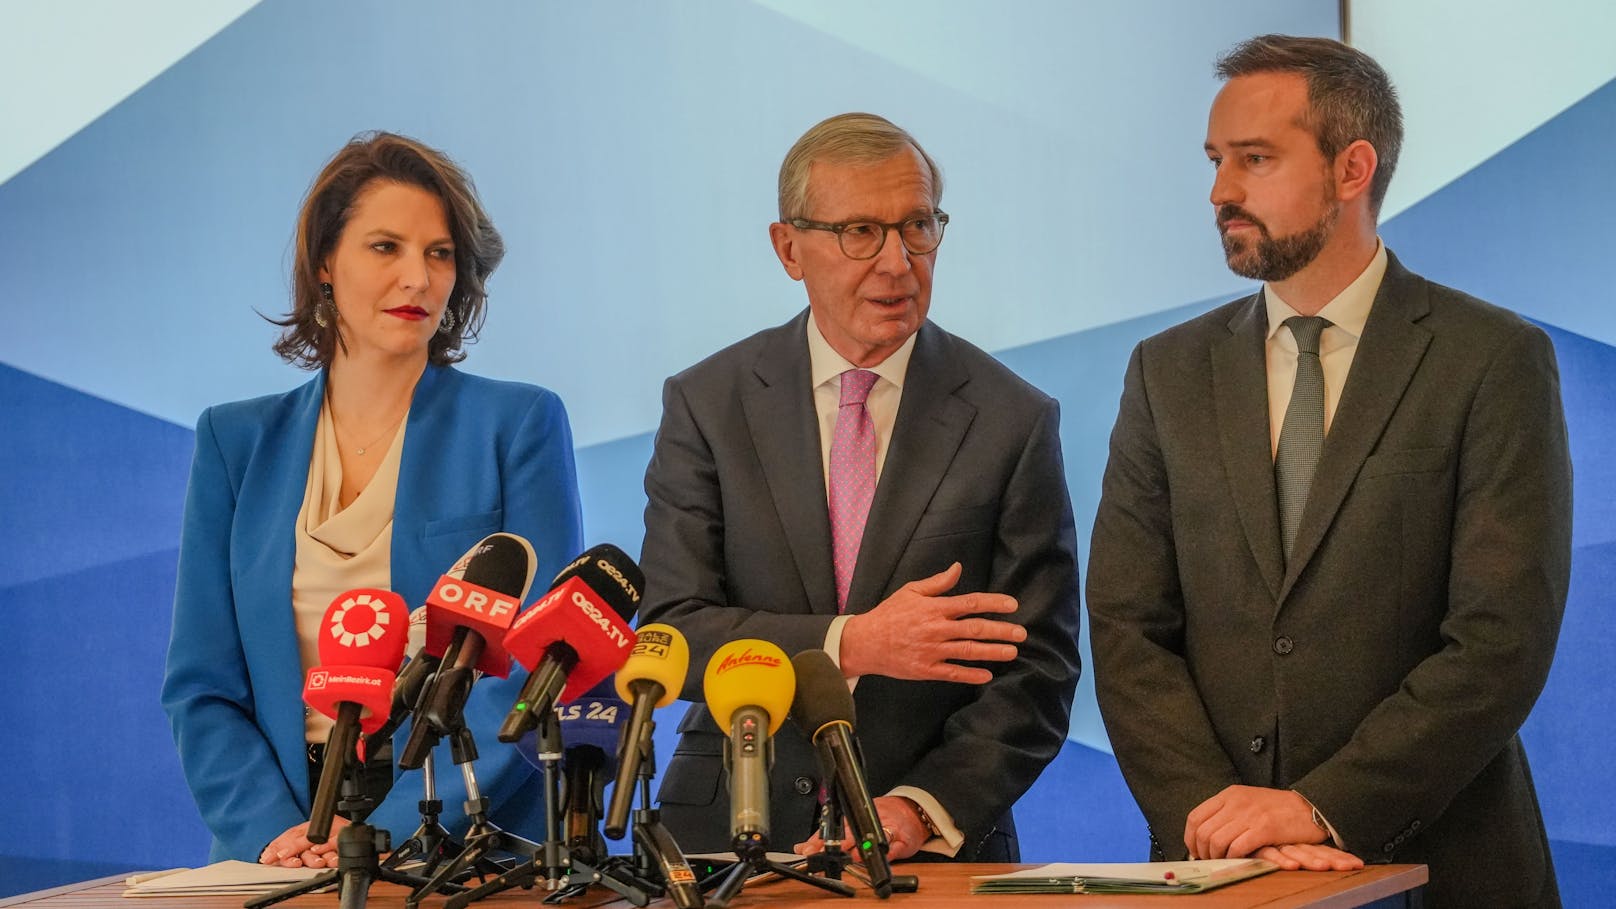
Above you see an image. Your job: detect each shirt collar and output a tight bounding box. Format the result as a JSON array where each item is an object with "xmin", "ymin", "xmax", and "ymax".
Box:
[
  {"xmin": 1264, "ymin": 239, "xmax": 1387, "ymax": 342},
  {"xmin": 806, "ymin": 312, "xmax": 917, "ymax": 391}
]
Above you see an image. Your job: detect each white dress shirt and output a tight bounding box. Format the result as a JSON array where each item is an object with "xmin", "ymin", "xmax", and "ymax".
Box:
[{"xmin": 805, "ymin": 316, "xmax": 962, "ymax": 855}]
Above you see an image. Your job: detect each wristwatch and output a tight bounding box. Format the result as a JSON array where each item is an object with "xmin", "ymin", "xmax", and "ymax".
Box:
[{"xmin": 901, "ymin": 797, "xmax": 941, "ymax": 839}]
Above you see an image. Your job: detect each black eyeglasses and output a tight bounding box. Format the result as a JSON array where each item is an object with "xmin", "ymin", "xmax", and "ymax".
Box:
[{"xmin": 787, "ymin": 211, "xmax": 949, "ymax": 259}]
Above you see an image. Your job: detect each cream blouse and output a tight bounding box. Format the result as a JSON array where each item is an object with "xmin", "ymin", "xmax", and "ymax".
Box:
[{"xmin": 291, "ymin": 400, "xmax": 408, "ymax": 742}]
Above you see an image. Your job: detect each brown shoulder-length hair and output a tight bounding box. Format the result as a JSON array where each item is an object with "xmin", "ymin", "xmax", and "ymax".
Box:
[{"xmin": 271, "ymin": 131, "xmax": 505, "ymax": 368}]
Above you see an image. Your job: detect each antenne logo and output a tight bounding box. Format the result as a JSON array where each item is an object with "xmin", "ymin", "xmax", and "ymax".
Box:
[
  {"xmin": 328, "ymin": 593, "xmax": 392, "ymax": 647},
  {"xmin": 308, "ymin": 670, "xmax": 328, "ymax": 690},
  {"xmin": 716, "ymin": 647, "xmax": 781, "ymax": 674}
]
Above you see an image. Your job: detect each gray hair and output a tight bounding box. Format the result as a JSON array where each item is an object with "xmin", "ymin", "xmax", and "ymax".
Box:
[
  {"xmin": 777, "ymin": 112, "xmax": 944, "ymax": 221},
  {"xmin": 1216, "ymin": 34, "xmax": 1404, "ymax": 216}
]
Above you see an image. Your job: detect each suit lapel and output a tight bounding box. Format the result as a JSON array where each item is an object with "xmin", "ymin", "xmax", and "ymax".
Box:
[
  {"xmin": 846, "ymin": 323, "xmax": 975, "ymax": 612},
  {"xmin": 741, "ymin": 312, "xmax": 838, "ymax": 615},
  {"xmin": 1280, "ymin": 255, "xmax": 1433, "ymax": 599},
  {"xmin": 1212, "ymin": 294, "xmax": 1286, "ymax": 602}
]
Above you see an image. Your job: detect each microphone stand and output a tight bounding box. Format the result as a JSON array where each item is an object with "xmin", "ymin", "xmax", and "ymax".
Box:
[
  {"xmin": 703, "ymin": 831, "xmax": 854, "ymax": 908},
  {"xmin": 380, "ymin": 752, "xmax": 468, "ymax": 880},
  {"xmin": 799, "ymin": 789, "xmax": 918, "ymax": 897},
  {"xmin": 245, "ymin": 760, "xmax": 446, "ymax": 909},
  {"xmin": 442, "ymin": 713, "xmax": 568, "ymax": 908},
  {"xmin": 623, "ymin": 732, "xmax": 704, "ymax": 908},
  {"xmin": 407, "ymin": 724, "xmax": 540, "ymax": 907},
  {"xmin": 544, "ymin": 730, "xmax": 698, "ymax": 907}
]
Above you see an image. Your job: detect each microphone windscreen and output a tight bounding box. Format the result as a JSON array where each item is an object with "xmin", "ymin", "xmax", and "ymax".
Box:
[
  {"xmin": 504, "ymin": 559, "xmax": 637, "ymax": 701},
  {"xmin": 306, "ymin": 589, "xmax": 409, "ymax": 732},
  {"xmin": 615, "ymin": 623, "xmax": 689, "ymax": 707},
  {"xmin": 789, "ymin": 649, "xmax": 855, "ymax": 736},
  {"xmin": 458, "ymin": 532, "xmax": 539, "ymax": 601},
  {"xmin": 548, "ymin": 543, "xmax": 643, "ymax": 620},
  {"xmin": 424, "ymin": 532, "xmax": 536, "ymax": 675},
  {"xmin": 316, "ymin": 589, "xmax": 410, "ymax": 670},
  {"xmin": 514, "ymin": 677, "xmax": 629, "ymax": 772},
  {"xmin": 704, "ymin": 639, "xmax": 794, "ymax": 734}
]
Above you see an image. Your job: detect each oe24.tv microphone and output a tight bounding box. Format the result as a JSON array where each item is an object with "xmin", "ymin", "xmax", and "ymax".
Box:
[
  {"xmin": 704, "ymin": 640, "xmax": 795, "ymax": 856},
  {"xmin": 497, "ymin": 544, "xmax": 640, "ymax": 742},
  {"xmin": 397, "ymin": 532, "xmax": 537, "ymax": 769},
  {"xmin": 604, "ymin": 623, "xmax": 689, "ymax": 840},
  {"xmin": 791, "ymin": 649, "xmax": 893, "ymax": 897},
  {"xmin": 303, "ymin": 588, "xmax": 410, "ymax": 843}
]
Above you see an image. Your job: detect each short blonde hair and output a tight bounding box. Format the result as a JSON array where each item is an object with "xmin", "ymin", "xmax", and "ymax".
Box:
[{"xmin": 776, "ymin": 112, "xmax": 943, "ymax": 221}]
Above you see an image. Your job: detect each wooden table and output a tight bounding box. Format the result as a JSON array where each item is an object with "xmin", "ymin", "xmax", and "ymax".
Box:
[{"xmin": 0, "ymin": 863, "xmax": 1426, "ymax": 908}]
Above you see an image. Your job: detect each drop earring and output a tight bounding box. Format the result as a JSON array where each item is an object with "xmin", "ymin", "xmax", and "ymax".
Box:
[{"xmin": 315, "ymin": 282, "xmax": 335, "ymax": 328}]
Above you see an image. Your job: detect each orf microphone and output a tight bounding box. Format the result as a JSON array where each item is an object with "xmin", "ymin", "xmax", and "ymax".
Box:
[
  {"xmin": 791, "ymin": 649, "xmax": 893, "ymax": 897},
  {"xmin": 398, "ymin": 532, "xmax": 536, "ymax": 770},
  {"xmin": 604, "ymin": 623, "xmax": 689, "ymax": 839},
  {"xmin": 303, "ymin": 588, "xmax": 409, "ymax": 843},
  {"xmin": 497, "ymin": 544, "xmax": 640, "ymax": 742},
  {"xmin": 704, "ymin": 639, "xmax": 794, "ymax": 856}
]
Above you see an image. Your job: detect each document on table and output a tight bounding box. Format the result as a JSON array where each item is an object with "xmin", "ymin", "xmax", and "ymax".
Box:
[
  {"xmin": 972, "ymin": 859, "xmax": 1278, "ymax": 895},
  {"xmin": 122, "ymin": 860, "xmax": 329, "ymax": 897}
]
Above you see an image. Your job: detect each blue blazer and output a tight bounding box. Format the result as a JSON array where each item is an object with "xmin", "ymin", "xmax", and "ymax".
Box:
[{"xmin": 161, "ymin": 364, "xmax": 584, "ymax": 861}]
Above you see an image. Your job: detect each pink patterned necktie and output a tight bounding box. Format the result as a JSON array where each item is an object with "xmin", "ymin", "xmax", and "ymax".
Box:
[{"xmin": 829, "ymin": 369, "xmax": 879, "ymax": 613}]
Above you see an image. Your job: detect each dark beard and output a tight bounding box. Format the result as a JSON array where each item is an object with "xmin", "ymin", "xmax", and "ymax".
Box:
[{"xmin": 1218, "ymin": 202, "xmax": 1337, "ymax": 283}]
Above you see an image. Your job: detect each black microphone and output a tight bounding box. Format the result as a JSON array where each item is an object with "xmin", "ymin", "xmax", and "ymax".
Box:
[
  {"xmin": 363, "ymin": 639, "xmax": 439, "ymax": 750},
  {"xmin": 397, "ymin": 532, "xmax": 536, "ymax": 770},
  {"xmin": 497, "ymin": 544, "xmax": 640, "ymax": 743},
  {"xmin": 791, "ymin": 649, "xmax": 893, "ymax": 897}
]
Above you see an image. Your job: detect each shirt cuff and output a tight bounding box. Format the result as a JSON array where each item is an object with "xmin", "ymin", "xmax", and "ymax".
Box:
[
  {"xmin": 888, "ymin": 786, "xmax": 964, "ymax": 857},
  {"xmin": 824, "ymin": 614, "xmax": 858, "ymax": 691},
  {"xmin": 1293, "ymin": 789, "xmax": 1345, "ymax": 849}
]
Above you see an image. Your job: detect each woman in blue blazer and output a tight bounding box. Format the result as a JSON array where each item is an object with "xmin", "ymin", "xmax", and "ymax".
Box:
[{"xmin": 161, "ymin": 133, "xmax": 583, "ymax": 867}]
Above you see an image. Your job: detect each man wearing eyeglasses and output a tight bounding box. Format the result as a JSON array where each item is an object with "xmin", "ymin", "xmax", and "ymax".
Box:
[{"xmin": 639, "ymin": 112, "xmax": 1081, "ymax": 862}]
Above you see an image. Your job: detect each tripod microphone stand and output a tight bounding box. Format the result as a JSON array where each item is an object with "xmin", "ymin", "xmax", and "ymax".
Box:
[
  {"xmin": 616, "ymin": 732, "xmax": 703, "ymax": 909},
  {"xmin": 406, "ymin": 725, "xmax": 541, "ymax": 907},
  {"xmin": 245, "ymin": 761, "xmax": 444, "ymax": 909},
  {"xmin": 382, "ymin": 751, "xmax": 500, "ymax": 883},
  {"xmin": 442, "ymin": 713, "xmax": 568, "ymax": 908},
  {"xmin": 799, "ymin": 790, "xmax": 919, "ymax": 897},
  {"xmin": 538, "ymin": 728, "xmax": 700, "ymax": 907},
  {"xmin": 703, "ymin": 827, "xmax": 855, "ymax": 909}
]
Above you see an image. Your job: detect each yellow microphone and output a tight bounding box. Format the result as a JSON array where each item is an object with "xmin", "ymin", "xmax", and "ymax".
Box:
[
  {"xmin": 604, "ymin": 624, "xmax": 690, "ymax": 839},
  {"xmin": 704, "ymin": 639, "xmax": 795, "ymax": 854}
]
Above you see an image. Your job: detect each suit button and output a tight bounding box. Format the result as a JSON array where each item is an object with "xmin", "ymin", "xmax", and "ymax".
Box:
[
  {"xmin": 1249, "ymin": 736, "xmax": 1266, "ymax": 753},
  {"xmin": 793, "ymin": 776, "xmax": 815, "ymax": 796},
  {"xmin": 1273, "ymin": 636, "xmax": 1294, "ymax": 655}
]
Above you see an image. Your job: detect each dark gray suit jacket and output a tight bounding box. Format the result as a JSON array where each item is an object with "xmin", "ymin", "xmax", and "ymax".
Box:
[
  {"xmin": 639, "ymin": 311, "xmax": 1082, "ymax": 860},
  {"xmin": 1088, "ymin": 252, "xmax": 1571, "ymax": 907}
]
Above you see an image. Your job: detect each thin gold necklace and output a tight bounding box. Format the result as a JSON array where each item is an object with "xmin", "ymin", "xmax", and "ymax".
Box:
[{"xmin": 328, "ymin": 392, "xmax": 407, "ymax": 456}]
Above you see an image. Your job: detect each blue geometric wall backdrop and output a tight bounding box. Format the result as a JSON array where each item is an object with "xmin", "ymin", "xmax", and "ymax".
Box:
[
  {"xmin": 4, "ymin": 2, "xmax": 1612, "ymax": 904},
  {"xmin": 1379, "ymin": 75, "xmax": 1616, "ymax": 902}
]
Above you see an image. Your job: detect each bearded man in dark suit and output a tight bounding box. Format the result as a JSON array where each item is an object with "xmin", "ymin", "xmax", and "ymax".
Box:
[{"xmin": 1088, "ymin": 35, "xmax": 1571, "ymax": 907}]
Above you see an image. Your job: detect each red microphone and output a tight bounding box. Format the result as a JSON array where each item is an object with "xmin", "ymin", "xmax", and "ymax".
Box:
[
  {"xmin": 303, "ymin": 588, "xmax": 409, "ymax": 842},
  {"xmin": 421, "ymin": 535, "xmax": 533, "ymax": 677},
  {"xmin": 398, "ymin": 532, "xmax": 537, "ymax": 770},
  {"xmin": 497, "ymin": 544, "xmax": 641, "ymax": 742}
]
